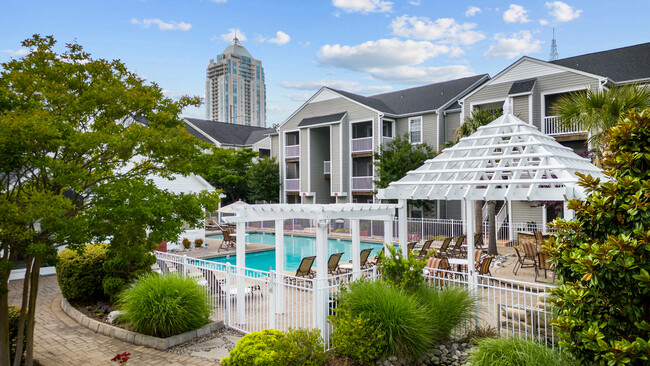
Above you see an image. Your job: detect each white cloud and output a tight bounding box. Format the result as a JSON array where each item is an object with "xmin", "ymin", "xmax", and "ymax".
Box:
[
  {"xmin": 218, "ymin": 28, "xmax": 247, "ymax": 42},
  {"xmin": 545, "ymin": 1, "xmax": 582, "ymax": 22},
  {"xmin": 1, "ymin": 48, "xmax": 30, "ymax": 57},
  {"xmin": 465, "ymin": 6, "xmax": 481, "ymax": 17},
  {"xmin": 209, "ymin": 0, "xmax": 227, "ymax": 3},
  {"xmin": 130, "ymin": 18, "xmax": 191, "ymax": 31},
  {"xmin": 318, "ymin": 38, "xmax": 451, "ymax": 71},
  {"xmin": 368, "ymin": 65, "xmax": 475, "ymax": 85},
  {"xmin": 409, "ymin": 1, "xmax": 421, "ymax": 6},
  {"xmin": 539, "ymin": 19, "xmax": 549, "ymax": 25},
  {"xmin": 268, "ymin": 31, "xmax": 291, "ymax": 45},
  {"xmin": 332, "ymin": 0, "xmax": 393, "ymax": 14},
  {"xmin": 281, "ymin": 79, "xmax": 393, "ymax": 94},
  {"xmin": 483, "ymin": 31, "xmax": 541, "ymax": 59},
  {"xmin": 390, "ymin": 16, "xmax": 485, "ymax": 45},
  {"xmin": 503, "ymin": 4, "xmax": 530, "ymax": 23}
]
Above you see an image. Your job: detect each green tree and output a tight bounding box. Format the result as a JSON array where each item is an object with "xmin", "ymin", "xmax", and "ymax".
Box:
[
  {"xmin": 0, "ymin": 35, "xmax": 220, "ymax": 366},
  {"xmin": 551, "ymin": 84, "xmax": 650, "ymax": 166},
  {"xmin": 246, "ymin": 157, "xmax": 280, "ymax": 203},
  {"xmin": 199, "ymin": 146, "xmax": 257, "ymax": 202},
  {"xmin": 548, "ymin": 110, "xmax": 650, "ymax": 365}
]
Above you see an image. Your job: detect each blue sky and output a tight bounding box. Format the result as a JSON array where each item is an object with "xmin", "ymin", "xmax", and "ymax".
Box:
[{"xmin": 1, "ymin": 0, "xmax": 648, "ymax": 126}]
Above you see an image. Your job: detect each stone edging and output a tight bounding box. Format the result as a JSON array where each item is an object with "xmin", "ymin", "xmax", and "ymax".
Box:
[{"xmin": 60, "ymin": 298, "xmax": 224, "ymax": 350}]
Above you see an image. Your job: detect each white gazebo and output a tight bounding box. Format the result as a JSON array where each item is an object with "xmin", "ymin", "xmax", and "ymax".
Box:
[
  {"xmin": 377, "ymin": 101, "xmax": 604, "ymax": 289},
  {"xmin": 223, "ymin": 202, "xmax": 399, "ymax": 331}
]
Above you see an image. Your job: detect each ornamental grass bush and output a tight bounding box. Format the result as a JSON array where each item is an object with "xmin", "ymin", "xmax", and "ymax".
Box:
[
  {"xmin": 468, "ymin": 337, "xmax": 575, "ymax": 366},
  {"xmin": 56, "ymin": 243, "xmax": 109, "ymax": 302},
  {"xmin": 117, "ymin": 273, "xmax": 211, "ymax": 337},
  {"xmin": 414, "ymin": 285, "xmax": 476, "ymax": 343}
]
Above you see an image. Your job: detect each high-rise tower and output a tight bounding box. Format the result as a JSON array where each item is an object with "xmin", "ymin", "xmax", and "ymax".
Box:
[{"xmin": 205, "ymin": 37, "xmax": 266, "ymax": 126}]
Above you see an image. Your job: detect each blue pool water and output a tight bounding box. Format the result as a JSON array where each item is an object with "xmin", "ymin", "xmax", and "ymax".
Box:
[{"xmin": 206, "ymin": 232, "xmax": 385, "ymax": 272}]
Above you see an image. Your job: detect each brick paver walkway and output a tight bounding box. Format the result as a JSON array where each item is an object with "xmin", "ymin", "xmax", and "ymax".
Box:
[{"xmin": 8, "ymin": 275, "xmax": 217, "ymax": 365}]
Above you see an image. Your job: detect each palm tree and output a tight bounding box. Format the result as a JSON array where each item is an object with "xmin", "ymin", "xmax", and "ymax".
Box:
[
  {"xmin": 552, "ymin": 84, "xmax": 650, "ymax": 165},
  {"xmin": 455, "ymin": 109, "xmax": 503, "ymax": 255}
]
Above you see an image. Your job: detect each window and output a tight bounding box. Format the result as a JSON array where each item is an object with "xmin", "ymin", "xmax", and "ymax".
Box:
[
  {"xmin": 409, "ymin": 117, "xmax": 422, "ymax": 144},
  {"xmin": 352, "ymin": 121, "xmax": 372, "ymax": 139},
  {"xmin": 258, "ymin": 148, "xmax": 270, "ymax": 158},
  {"xmin": 286, "ymin": 162, "xmax": 299, "ymax": 179},
  {"xmin": 382, "ymin": 120, "xmax": 393, "ymax": 138},
  {"xmin": 286, "ymin": 131, "xmax": 299, "ymax": 146},
  {"xmin": 352, "ymin": 157, "xmax": 373, "ymax": 177}
]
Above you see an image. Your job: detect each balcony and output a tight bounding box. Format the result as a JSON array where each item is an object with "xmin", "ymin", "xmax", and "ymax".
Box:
[
  {"xmin": 285, "ymin": 145, "xmax": 300, "ymax": 159},
  {"xmin": 381, "ymin": 136, "xmax": 393, "ymax": 147},
  {"xmin": 544, "ymin": 116, "xmax": 586, "ymax": 137},
  {"xmin": 323, "ymin": 161, "xmax": 331, "ymax": 175},
  {"xmin": 351, "ymin": 137, "xmax": 373, "ymax": 153},
  {"xmin": 285, "ymin": 179, "xmax": 300, "ymax": 191},
  {"xmin": 352, "ymin": 176, "xmax": 373, "ymax": 191}
]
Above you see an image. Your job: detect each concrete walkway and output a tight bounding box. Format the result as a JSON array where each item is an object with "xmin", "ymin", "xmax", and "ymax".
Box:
[{"xmin": 8, "ymin": 276, "xmax": 222, "ymax": 365}]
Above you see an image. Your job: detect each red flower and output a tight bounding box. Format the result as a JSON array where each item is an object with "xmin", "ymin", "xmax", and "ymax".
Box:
[{"xmin": 111, "ymin": 352, "xmax": 131, "ymax": 364}]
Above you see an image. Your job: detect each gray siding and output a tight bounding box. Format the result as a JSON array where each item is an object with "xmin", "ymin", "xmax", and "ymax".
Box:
[
  {"xmin": 270, "ymin": 135, "xmax": 279, "ymax": 159},
  {"xmin": 300, "ymin": 129, "xmax": 309, "ymax": 192},
  {"xmin": 281, "ymin": 97, "xmax": 376, "ymax": 132},
  {"xmin": 444, "ymin": 111, "xmax": 461, "ymax": 144},
  {"xmin": 531, "ymin": 83, "xmax": 541, "ymax": 129},
  {"xmin": 396, "ymin": 117, "xmax": 409, "ymax": 137},
  {"xmin": 309, "ymin": 127, "xmax": 331, "ymax": 203},
  {"xmin": 331, "ymin": 123, "xmax": 341, "ymax": 193},
  {"xmin": 341, "ymin": 118, "xmax": 349, "ymax": 194},
  {"xmin": 463, "ymin": 83, "xmax": 510, "ymax": 117},
  {"xmin": 511, "ymin": 201, "xmax": 543, "ymax": 225},
  {"xmin": 512, "ymin": 95, "xmax": 529, "ymax": 123},
  {"xmin": 421, "ymin": 113, "xmax": 438, "ymax": 148}
]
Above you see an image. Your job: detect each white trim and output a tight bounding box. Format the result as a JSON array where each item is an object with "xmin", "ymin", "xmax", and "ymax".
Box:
[
  {"xmin": 539, "ymin": 85, "xmax": 593, "ymax": 133},
  {"xmin": 508, "ymin": 91, "xmax": 532, "ymax": 97},
  {"xmin": 468, "ymin": 97, "xmax": 506, "ymax": 112},
  {"xmin": 296, "ymin": 114, "xmax": 345, "ymax": 129},
  {"xmin": 408, "ymin": 116, "xmax": 423, "ymax": 144},
  {"xmin": 307, "ymin": 128, "xmax": 311, "ymax": 194},
  {"xmin": 528, "ymin": 94, "xmax": 533, "ymax": 125},
  {"xmin": 183, "ymin": 118, "xmax": 222, "ymax": 147},
  {"xmin": 340, "ymin": 122, "xmax": 344, "ymax": 197},
  {"xmin": 329, "ymin": 125, "xmax": 333, "ymax": 197}
]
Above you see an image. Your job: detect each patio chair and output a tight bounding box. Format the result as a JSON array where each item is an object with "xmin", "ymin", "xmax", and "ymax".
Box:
[
  {"xmin": 292, "ymin": 255, "xmax": 316, "ymax": 279},
  {"xmin": 339, "ymin": 248, "xmax": 374, "ymax": 272},
  {"xmin": 533, "ymin": 230, "xmax": 545, "ymax": 248},
  {"xmin": 415, "ymin": 240, "xmax": 434, "ymax": 260},
  {"xmin": 535, "ymin": 251, "xmax": 556, "ymax": 282},
  {"xmin": 477, "ymin": 256, "xmax": 493, "ymax": 276},
  {"xmin": 474, "ymin": 233, "xmax": 485, "ymax": 250},
  {"xmin": 220, "ymin": 228, "xmax": 236, "ymax": 251},
  {"xmin": 369, "ymin": 247, "xmax": 385, "ymax": 267},
  {"xmin": 424, "ymin": 257, "xmax": 450, "ymax": 287},
  {"xmin": 435, "ymin": 237, "xmax": 453, "ymax": 258},
  {"xmin": 328, "ymin": 252, "xmax": 345, "ymax": 275},
  {"xmin": 522, "ymin": 242, "xmax": 538, "ymax": 267},
  {"xmin": 448, "ymin": 235, "xmax": 467, "ymax": 258},
  {"xmin": 407, "ymin": 241, "xmax": 417, "ymax": 255},
  {"xmin": 512, "ymin": 246, "xmax": 535, "ymax": 275}
]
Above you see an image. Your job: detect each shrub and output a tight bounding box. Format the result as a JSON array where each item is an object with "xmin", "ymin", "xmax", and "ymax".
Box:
[
  {"xmin": 9, "ymin": 305, "xmax": 26, "ymax": 361},
  {"xmin": 221, "ymin": 329, "xmax": 287, "ymax": 366},
  {"xmin": 468, "ymin": 337, "xmax": 575, "ymax": 366},
  {"xmin": 194, "ymin": 238, "xmax": 204, "ymax": 248},
  {"xmin": 547, "ymin": 110, "xmax": 650, "ymax": 364},
  {"xmin": 102, "ymin": 244, "xmax": 156, "ymax": 303},
  {"xmin": 117, "ymin": 273, "xmax": 210, "ymax": 337},
  {"xmin": 182, "ymin": 238, "xmax": 191, "ymax": 249},
  {"xmin": 333, "ymin": 279, "xmax": 432, "ymax": 363},
  {"xmin": 329, "ymin": 305, "xmax": 387, "ymax": 364},
  {"xmin": 56, "ymin": 243, "xmax": 109, "ymax": 302},
  {"xmin": 414, "ymin": 285, "xmax": 475, "ymax": 343},
  {"xmin": 379, "ymin": 245, "xmax": 427, "ymax": 293},
  {"xmin": 283, "ymin": 328, "xmax": 327, "ymax": 366}
]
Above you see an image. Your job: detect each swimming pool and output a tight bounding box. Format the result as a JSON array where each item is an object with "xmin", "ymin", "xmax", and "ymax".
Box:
[{"xmin": 206, "ymin": 232, "xmax": 385, "ymax": 272}]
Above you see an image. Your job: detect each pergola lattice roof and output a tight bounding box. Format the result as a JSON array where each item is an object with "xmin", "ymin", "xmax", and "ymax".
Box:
[
  {"xmin": 377, "ymin": 112, "xmax": 603, "ymax": 202},
  {"xmin": 223, "ymin": 203, "xmax": 398, "ymax": 223}
]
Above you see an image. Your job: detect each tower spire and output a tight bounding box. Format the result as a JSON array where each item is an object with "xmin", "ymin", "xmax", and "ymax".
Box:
[{"xmin": 549, "ymin": 28, "xmax": 558, "ymax": 61}]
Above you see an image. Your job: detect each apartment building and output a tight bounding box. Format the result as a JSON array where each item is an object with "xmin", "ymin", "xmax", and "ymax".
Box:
[
  {"xmin": 184, "ymin": 117, "xmax": 274, "ymax": 155},
  {"xmin": 272, "ymin": 75, "xmax": 490, "ymax": 215},
  {"xmin": 458, "ymin": 42, "xmax": 650, "ymax": 225}
]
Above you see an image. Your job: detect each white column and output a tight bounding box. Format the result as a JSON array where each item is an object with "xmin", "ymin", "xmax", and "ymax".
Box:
[
  {"xmin": 541, "ymin": 205, "xmax": 548, "ymax": 234},
  {"xmin": 398, "ymin": 199, "xmax": 408, "ymax": 255},
  {"xmin": 507, "ymin": 200, "xmax": 513, "ymax": 243},
  {"xmin": 236, "ymin": 221, "xmax": 246, "ymax": 324},
  {"xmin": 384, "ymin": 217, "xmax": 393, "ymax": 257},
  {"xmin": 350, "ymin": 219, "xmax": 361, "ymax": 278},
  {"xmin": 314, "ymin": 219, "xmax": 329, "ymax": 337},
  {"xmin": 465, "ymin": 200, "xmax": 477, "ymax": 292},
  {"xmin": 563, "ymin": 201, "xmax": 575, "ymax": 220},
  {"xmin": 275, "ymin": 219, "xmax": 285, "ymax": 314}
]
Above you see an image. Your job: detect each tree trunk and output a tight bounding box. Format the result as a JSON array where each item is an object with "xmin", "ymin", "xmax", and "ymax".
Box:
[
  {"xmin": 487, "ymin": 201, "xmax": 498, "ymax": 256},
  {"xmin": 12, "ymin": 257, "xmax": 32, "ymax": 366},
  {"xmin": 0, "ymin": 274, "xmax": 9, "ymax": 366},
  {"xmin": 24, "ymin": 257, "xmax": 42, "ymax": 366},
  {"xmin": 474, "ymin": 200, "xmax": 483, "ymax": 235}
]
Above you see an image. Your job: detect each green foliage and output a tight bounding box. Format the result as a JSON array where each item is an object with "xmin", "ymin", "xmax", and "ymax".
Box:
[
  {"xmin": 246, "ymin": 157, "xmax": 281, "ymax": 203},
  {"xmin": 222, "ymin": 328, "xmax": 326, "ymax": 366},
  {"xmin": 333, "ymin": 279, "xmax": 433, "ymax": 363},
  {"xmin": 468, "ymin": 337, "xmax": 575, "ymax": 366},
  {"xmin": 102, "ymin": 244, "xmax": 156, "ymax": 303},
  {"xmin": 198, "ymin": 146, "xmax": 258, "ymax": 202},
  {"xmin": 547, "ymin": 110, "xmax": 650, "ymax": 365},
  {"xmin": 455, "ymin": 109, "xmax": 503, "ymax": 141},
  {"xmin": 414, "ymin": 285, "xmax": 476, "ymax": 343},
  {"xmin": 9, "ymin": 305, "xmax": 26, "ymax": 361},
  {"xmin": 55, "ymin": 244, "xmax": 109, "ymax": 302},
  {"xmin": 329, "ymin": 305, "xmax": 388, "ymax": 364},
  {"xmin": 379, "ymin": 245, "xmax": 427, "ymax": 293},
  {"xmin": 118, "ymin": 273, "xmax": 211, "ymax": 337}
]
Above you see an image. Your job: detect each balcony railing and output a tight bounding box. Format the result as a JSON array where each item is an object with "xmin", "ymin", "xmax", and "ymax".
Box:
[
  {"xmin": 352, "ymin": 176, "xmax": 373, "ymax": 190},
  {"xmin": 381, "ymin": 136, "xmax": 393, "ymax": 147},
  {"xmin": 285, "ymin": 145, "xmax": 300, "ymax": 158},
  {"xmin": 544, "ymin": 116, "xmax": 586, "ymax": 136},
  {"xmin": 285, "ymin": 178, "xmax": 300, "ymax": 191},
  {"xmin": 351, "ymin": 137, "xmax": 373, "ymax": 153},
  {"xmin": 323, "ymin": 161, "xmax": 331, "ymax": 175}
]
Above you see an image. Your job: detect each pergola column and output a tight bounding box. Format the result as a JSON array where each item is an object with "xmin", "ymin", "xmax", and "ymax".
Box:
[
  {"xmin": 236, "ymin": 221, "xmax": 246, "ymax": 324},
  {"xmin": 275, "ymin": 219, "xmax": 285, "ymax": 313},
  {"xmin": 563, "ymin": 201, "xmax": 575, "ymax": 220},
  {"xmin": 384, "ymin": 216, "xmax": 393, "ymax": 255},
  {"xmin": 314, "ymin": 218, "xmax": 329, "ymax": 337},
  {"xmin": 398, "ymin": 199, "xmax": 408, "ymax": 255},
  {"xmin": 465, "ymin": 200, "xmax": 477, "ymax": 292},
  {"xmin": 350, "ymin": 219, "xmax": 361, "ymax": 278}
]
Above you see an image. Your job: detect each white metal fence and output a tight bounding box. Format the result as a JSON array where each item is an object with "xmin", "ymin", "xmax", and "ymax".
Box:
[{"xmin": 154, "ymin": 251, "xmax": 557, "ymax": 348}]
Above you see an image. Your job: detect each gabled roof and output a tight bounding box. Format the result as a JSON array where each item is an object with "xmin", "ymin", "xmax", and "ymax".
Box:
[
  {"xmin": 327, "ymin": 74, "xmax": 490, "ymax": 116},
  {"xmin": 550, "ymin": 42, "xmax": 650, "ymax": 83},
  {"xmin": 298, "ymin": 112, "xmax": 347, "ymax": 127},
  {"xmin": 184, "ymin": 118, "xmax": 274, "ymax": 147},
  {"xmin": 377, "ymin": 105, "xmax": 603, "ymax": 202}
]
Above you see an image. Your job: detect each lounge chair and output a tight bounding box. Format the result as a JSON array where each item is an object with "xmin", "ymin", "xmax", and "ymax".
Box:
[
  {"xmin": 205, "ymin": 218, "xmax": 221, "ymax": 231},
  {"xmin": 477, "ymin": 256, "xmax": 493, "ymax": 276},
  {"xmin": 512, "ymin": 246, "xmax": 535, "ymax": 275},
  {"xmin": 407, "ymin": 241, "xmax": 417, "ymax": 255},
  {"xmin": 328, "ymin": 252, "xmax": 344, "ymax": 275},
  {"xmin": 535, "ymin": 251, "xmax": 555, "ymax": 282},
  {"xmin": 474, "ymin": 233, "xmax": 484, "ymax": 250},
  {"xmin": 290, "ymin": 255, "xmax": 316, "ymax": 279},
  {"xmin": 415, "ymin": 240, "xmax": 434, "ymax": 260},
  {"xmin": 435, "ymin": 237, "xmax": 453, "ymax": 258},
  {"xmin": 448, "ymin": 235, "xmax": 467, "ymax": 258},
  {"xmin": 198, "ymin": 267, "xmax": 259, "ymax": 299},
  {"xmin": 339, "ymin": 248, "xmax": 373, "ymax": 272},
  {"xmin": 424, "ymin": 257, "xmax": 450, "ymax": 287}
]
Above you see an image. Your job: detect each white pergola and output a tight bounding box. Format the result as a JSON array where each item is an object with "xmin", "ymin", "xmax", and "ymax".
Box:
[
  {"xmin": 223, "ymin": 203, "xmax": 399, "ymax": 328},
  {"xmin": 377, "ymin": 102, "xmax": 604, "ymax": 288}
]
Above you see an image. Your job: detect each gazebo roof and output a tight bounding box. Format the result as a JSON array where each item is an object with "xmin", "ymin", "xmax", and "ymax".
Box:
[
  {"xmin": 223, "ymin": 203, "xmax": 399, "ymax": 223},
  {"xmin": 377, "ymin": 111, "xmax": 603, "ymax": 202}
]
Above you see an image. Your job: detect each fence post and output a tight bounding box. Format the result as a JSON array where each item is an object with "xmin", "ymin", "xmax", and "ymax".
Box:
[
  {"xmin": 225, "ymin": 263, "xmax": 231, "ymax": 328},
  {"xmin": 182, "ymin": 255, "xmax": 188, "ymax": 276},
  {"xmin": 269, "ymin": 270, "xmax": 276, "ymax": 329}
]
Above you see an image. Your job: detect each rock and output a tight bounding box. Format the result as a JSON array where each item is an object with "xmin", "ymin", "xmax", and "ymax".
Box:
[
  {"xmin": 388, "ymin": 356, "xmax": 398, "ymax": 362},
  {"xmin": 438, "ymin": 345, "xmax": 446, "ymax": 350},
  {"xmin": 107, "ymin": 310, "xmax": 122, "ymax": 324},
  {"xmin": 383, "ymin": 360, "xmax": 391, "ymax": 366}
]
